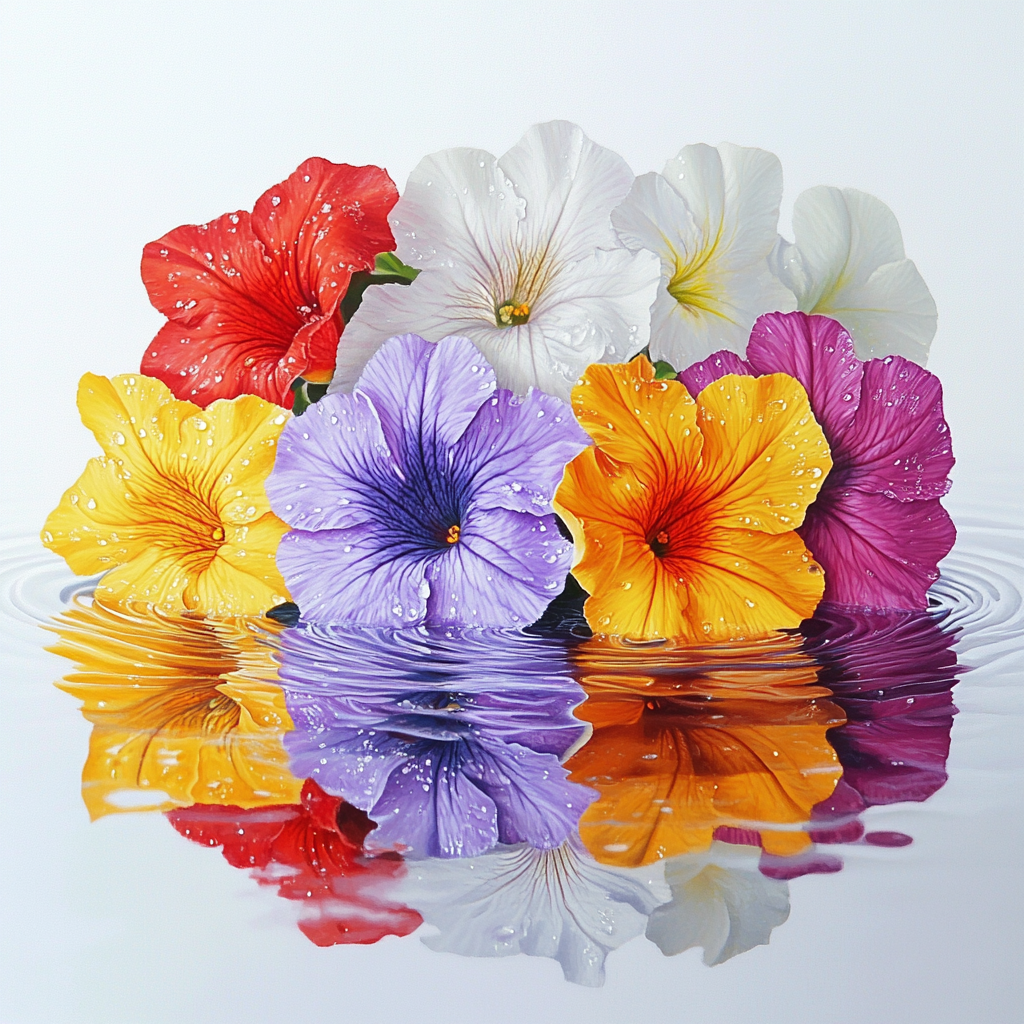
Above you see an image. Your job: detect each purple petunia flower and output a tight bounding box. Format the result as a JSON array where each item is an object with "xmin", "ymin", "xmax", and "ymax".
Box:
[
  {"xmin": 275, "ymin": 623, "xmax": 595, "ymax": 858},
  {"xmin": 680, "ymin": 312, "xmax": 955, "ymax": 610},
  {"xmin": 267, "ymin": 333, "xmax": 590, "ymax": 627}
]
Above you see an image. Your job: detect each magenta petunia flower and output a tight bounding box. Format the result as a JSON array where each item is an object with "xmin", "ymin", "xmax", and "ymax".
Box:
[
  {"xmin": 680, "ymin": 311, "xmax": 955, "ymax": 610},
  {"xmin": 266, "ymin": 333, "xmax": 589, "ymax": 626}
]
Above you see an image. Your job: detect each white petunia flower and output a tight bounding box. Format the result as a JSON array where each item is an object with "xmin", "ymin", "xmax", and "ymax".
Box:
[
  {"xmin": 330, "ymin": 121, "xmax": 661, "ymax": 402},
  {"xmin": 644, "ymin": 842, "xmax": 790, "ymax": 966},
  {"xmin": 769, "ymin": 186, "xmax": 937, "ymax": 364},
  {"xmin": 611, "ymin": 142, "xmax": 796, "ymax": 368},
  {"xmin": 397, "ymin": 838, "xmax": 668, "ymax": 987}
]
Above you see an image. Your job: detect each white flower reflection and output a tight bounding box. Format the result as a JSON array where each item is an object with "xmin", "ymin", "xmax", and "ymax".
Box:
[
  {"xmin": 646, "ymin": 842, "xmax": 790, "ymax": 966},
  {"xmin": 332, "ymin": 120, "xmax": 660, "ymax": 401},
  {"xmin": 397, "ymin": 836, "xmax": 667, "ymax": 987},
  {"xmin": 768, "ymin": 186, "xmax": 937, "ymax": 365}
]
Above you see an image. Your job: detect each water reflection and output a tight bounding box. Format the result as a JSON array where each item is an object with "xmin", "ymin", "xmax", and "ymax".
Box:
[
  {"xmin": 398, "ymin": 836, "xmax": 664, "ymax": 986},
  {"xmin": 802, "ymin": 603, "xmax": 961, "ymax": 851},
  {"xmin": 44, "ymin": 590, "xmax": 963, "ymax": 983},
  {"xmin": 566, "ymin": 634, "xmax": 844, "ymax": 865},
  {"xmin": 275, "ymin": 624, "xmax": 594, "ymax": 858},
  {"xmin": 48, "ymin": 601, "xmax": 301, "ymax": 816},
  {"xmin": 167, "ymin": 780, "xmax": 423, "ymax": 946}
]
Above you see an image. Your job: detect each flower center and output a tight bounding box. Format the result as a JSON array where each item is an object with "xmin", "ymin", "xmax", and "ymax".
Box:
[
  {"xmin": 649, "ymin": 529, "xmax": 670, "ymax": 558},
  {"xmin": 211, "ymin": 526, "xmax": 225, "ymax": 542},
  {"xmin": 666, "ymin": 247, "xmax": 721, "ymax": 314},
  {"xmin": 445, "ymin": 524, "xmax": 461, "ymax": 544},
  {"xmin": 496, "ymin": 301, "xmax": 530, "ymax": 327}
]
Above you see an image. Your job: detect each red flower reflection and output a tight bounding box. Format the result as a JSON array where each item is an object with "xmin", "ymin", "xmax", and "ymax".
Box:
[
  {"xmin": 141, "ymin": 158, "xmax": 398, "ymax": 408},
  {"xmin": 167, "ymin": 779, "xmax": 422, "ymax": 946}
]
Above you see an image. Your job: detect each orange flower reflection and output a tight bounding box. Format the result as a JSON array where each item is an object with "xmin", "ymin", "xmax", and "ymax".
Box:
[
  {"xmin": 49, "ymin": 600, "xmax": 301, "ymax": 819},
  {"xmin": 565, "ymin": 635, "xmax": 845, "ymax": 867}
]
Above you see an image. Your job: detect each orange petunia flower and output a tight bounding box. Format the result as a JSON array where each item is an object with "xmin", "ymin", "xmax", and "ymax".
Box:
[
  {"xmin": 565, "ymin": 635, "xmax": 845, "ymax": 867},
  {"xmin": 48, "ymin": 600, "xmax": 302, "ymax": 819},
  {"xmin": 554, "ymin": 356, "xmax": 832, "ymax": 641},
  {"xmin": 41, "ymin": 373, "xmax": 291, "ymax": 616}
]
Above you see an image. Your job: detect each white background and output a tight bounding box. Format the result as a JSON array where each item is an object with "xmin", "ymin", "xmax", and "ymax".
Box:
[{"xmin": 1, "ymin": 3, "xmax": 1022, "ymax": 1023}]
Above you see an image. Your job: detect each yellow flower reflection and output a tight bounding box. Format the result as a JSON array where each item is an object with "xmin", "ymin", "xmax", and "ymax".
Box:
[
  {"xmin": 49, "ymin": 600, "xmax": 302, "ymax": 819},
  {"xmin": 565, "ymin": 635, "xmax": 844, "ymax": 867},
  {"xmin": 42, "ymin": 373, "xmax": 291, "ymax": 615}
]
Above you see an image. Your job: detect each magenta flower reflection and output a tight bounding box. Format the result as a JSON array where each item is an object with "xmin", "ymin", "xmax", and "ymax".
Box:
[
  {"xmin": 680, "ymin": 312, "xmax": 955, "ymax": 610},
  {"xmin": 267, "ymin": 334, "xmax": 589, "ymax": 626}
]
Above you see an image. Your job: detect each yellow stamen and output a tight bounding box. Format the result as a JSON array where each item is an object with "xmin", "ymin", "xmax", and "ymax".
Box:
[
  {"xmin": 497, "ymin": 302, "xmax": 531, "ymax": 326},
  {"xmin": 445, "ymin": 524, "xmax": 461, "ymax": 544},
  {"xmin": 211, "ymin": 526, "xmax": 225, "ymax": 543}
]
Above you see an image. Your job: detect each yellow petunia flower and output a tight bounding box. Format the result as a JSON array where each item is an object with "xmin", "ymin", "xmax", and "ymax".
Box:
[
  {"xmin": 554, "ymin": 356, "xmax": 832, "ymax": 641},
  {"xmin": 49, "ymin": 600, "xmax": 302, "ymax": 819},
  {"xmin": 42, "ymin": 373, "xmax": 291, "ymax": 615}
]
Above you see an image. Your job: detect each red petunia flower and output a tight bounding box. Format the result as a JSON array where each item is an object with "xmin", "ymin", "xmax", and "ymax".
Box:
[
  {"xmin": 141, "ymin": 158, "xmax": 398, "ymax": 408},
  {"xmin": 167, "ymin": 779, "xmax": 423, "ymax": 946}
]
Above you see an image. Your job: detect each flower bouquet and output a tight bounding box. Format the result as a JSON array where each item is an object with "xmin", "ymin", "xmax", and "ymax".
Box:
[{"xmin": 42, "ymin": 122, "xmax": 959, "ymax": 982}]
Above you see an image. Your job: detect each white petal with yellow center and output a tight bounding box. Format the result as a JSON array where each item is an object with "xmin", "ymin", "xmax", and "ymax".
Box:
[
  {"xmin": 612, "ymin": 142, "xmax": 795, "ymax": 368},
  {"xmin": 331, "ymin": 121, "xmax": 660, "ymax": 400}
]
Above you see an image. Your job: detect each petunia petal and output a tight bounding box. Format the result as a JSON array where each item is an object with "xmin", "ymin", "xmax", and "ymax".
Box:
[
  {"xmin": 275, "ymin": 524, "xmax": 432, "ymax": 626},
  {"xmin": 43, "ymin": 374, "xmax": 290, "ymax": 613},
  {"xmin": 695, "ymin": 373, "xmax": 833, "ymax": 533},
  {"xmin": 391, "ymin": 146, "xmax": 524, "ymax": 271},
  {"xmin": 330, "ymin": 273, "xmax": 486, "ymax": 393},
  {"xmin": 744, "ymin": 312, "xmax": 864, "ymax": 445},
  {"xmin": 425, "ymin": 507, "xmax": 573, "ymax": 627},
  {"xmin": 250, "ymin": 157, "xmax": 397, "ymax": 319},
  {"xmin": 613, "ymin": 144, "xmax": 795, "ymax": 367},
  {"xmin": 142, "ymin": 159, "xmax": 396, "ymax": 407},
  {"xmin": 672, "ymin": 526, "xmax": 825, "ymax": 641},
  {"xmin": 769, "ymin": 186, "xmax": 936, "ymax": 364},
  {"xmin": 451, "ymin": 388, "xmax": 589, "ymax": 515},
  {"xmin": 570, "ymin": 357, "xmax": 703, "ymax": 478},
  {"xmin": 499, "ymin": 120, "xmax": 634, "ymax": 262},
  {"xmin": 353, "ymin": 334, "xmax": 496, "ymax": 468},
  {"xmin": 678, "ymin": 349, "xmax": 753, "ymax": 398},
  {"xmin": 798, "ymin": 490, "xmax": 956, "ymax": 609},
  {"xmin": 837, "ymin": 354, "xmax": 954, "ymax": 500},
  {"xmin": 267, "ymin": 390, "xmax": 397, "ymax": 532},
  {"xmin": 462, "ymin": 742, "xmax": 596, "ymax": 849},
  {"xmin": 369, "ymin": 745, "xmax": 501, "ymax": 859}
]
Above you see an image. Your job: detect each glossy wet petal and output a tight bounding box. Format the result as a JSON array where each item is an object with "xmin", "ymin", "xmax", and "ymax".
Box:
[
  {"xmin": 799, "ymin": 490, "xmax": 956, "ymax": 609},
  {"xmin": 838, "ymin": 354, "xmax": 954, "ymax": 500},
  {"xmin": 42, "ymin": 374, "xmax": 290, "ymax": 614}
]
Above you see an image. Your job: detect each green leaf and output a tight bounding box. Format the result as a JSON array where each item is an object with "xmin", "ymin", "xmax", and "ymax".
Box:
[
  {"xmin": 653, "ymin": 360, "xmax": 678, "ymax": 380},
  {"xmin": 374, "ymin": 251, "xmax": 420, "ymax": 281},
  {"xmin": 339, "ymin": 252, "xmax": 421, "ymax": 324}
]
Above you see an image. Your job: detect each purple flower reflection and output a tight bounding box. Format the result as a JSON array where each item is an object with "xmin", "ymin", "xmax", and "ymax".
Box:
[
  {"xmin": 276, "ymin": 624, "xmax": 595, "ymax": 858},
  {"xmin": 802, "ymin": 603, "xmax": 961, "ymax": 841},
  {"xmin": 266, "ymin": 333, "xmax": 589, "ymax": 627},
  {"xmin": 681, "ymin": 312, "xmax": 955, "ymax": 610}
]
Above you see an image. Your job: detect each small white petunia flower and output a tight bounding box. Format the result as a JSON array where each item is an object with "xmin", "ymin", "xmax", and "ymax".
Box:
[
  {"xmin": 331, "ymin": 121, "xmax": 660, "ymax": 402},
  {"xmin": 645, "ymin": 842, "xmax": 790, "ymax": 966},
  {"xmin": 611, "ymin": 142, "xmax": 796, "ymax": 369},
  {"xmin": 769, "ymin": 186, "xmax": 937, "ymax": 365}
]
